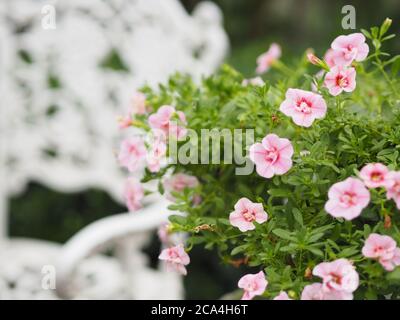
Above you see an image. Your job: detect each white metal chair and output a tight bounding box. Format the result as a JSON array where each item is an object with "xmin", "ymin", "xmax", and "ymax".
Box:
[{"xmin": 0, "ymin": 0, "xmax": 228, "ymax": 299}]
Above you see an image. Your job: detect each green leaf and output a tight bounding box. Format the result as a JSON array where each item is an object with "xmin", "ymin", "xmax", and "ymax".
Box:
[
  {"xmin": 272, "ymin": 229, "xmax": 296, "ymax": 241},
  {"xmin": 168, "ymin": 215, "xmax": 187, "ymax": 225},
  {"xmin": 292, "ymin": 208, "xmax": 303, "ymax": 226}
]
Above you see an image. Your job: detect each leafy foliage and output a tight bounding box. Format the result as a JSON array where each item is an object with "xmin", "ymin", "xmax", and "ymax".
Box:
[{"xmin": 138, "ymin": 21, "xmax": 400, "ymax": 299}]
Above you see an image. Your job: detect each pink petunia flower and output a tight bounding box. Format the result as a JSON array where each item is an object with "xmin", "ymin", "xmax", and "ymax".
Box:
[
  {"xmin": 148, "ymin": 105, "xmax": 187, "ymax": 140},
  {"xmin": 238, "ymin": 271, "xmax": 268, "ymax": 300},
  {"xmin": 117, "ymin": 136, "xmax": 147, "ymax": 172},
  {"xmin": 324, "ymin": 49, "xmax": 337, "ymax": 68},
  {"xmin": 158, "ymin": 244, "xmax": 190, "ymax": 276},
  {"xmin": 249, "ymin": 134, "xmax": 294, "ymax": 179},
  {"xmin": 279, "ymin": 88, "xmax": 327, "ymax": 127},
  {"xmin": 256, "ymin": 43, "xmax": 281, "ymax": 74},
  {"xmin": 242, "ymin": 76, "xmax": 265, "ymax": 87},
  {"xmin": 385, "ymin": 171, "xmax": 400, "ymax": 209},
  {"xmin": 324, "ymin": 177, "xmax": 370, "ymax": 220},
  {"xmin": 301, "ymin": 283, "xmax": 348, "ymax": 300},
  {"xmin": 331, "ymin": 33, "xmax": 369, "ymax": 66},
  {"xmin": 229, "ymin": 198, "xmax": 268, "ymax": 232},
  {"xmin": 362, "ymin": 233, "xmax": 400, "ymax": 271},
  {"xmin": 163, "ymin": 173, "xmax": 199, "ymax": 201},
  {"xmin": 312, "ymin": 258, "xmax": 359, "ymax": 300},
  {"xmin": 147, "ymin": 131, "xmax": 168, "ymax": 173},
  {"xmin": 273, "ymin": 291, "xmax": 292, "ymax": 300},
  {"xmin": 359, "ymin": 163, "xmax": 393, "ymax": 189},
  {"xmin": 123, "ymin": 178, "xmax": 144, "ymax": 212},
  {"xmin": 324, "ymin": 66, "xmax": 356, "ymax": 96},
  {"xmin": 301, "ymin": 283, "xmax": 325, "ymax": 300},
  {"xmin": 117, "ymin": 92, "xmax": 147, "ymax": 129},
  {"xmin": 117, "ymin": 114, "xmax": 132, "ymax": 129},
  {"xmin": 131, "ymin": 92, "xmax": 147, "ymax": 115},
  {"xmin": 157, "ymin": 223, "xmax": 171, "ymax": 244}
]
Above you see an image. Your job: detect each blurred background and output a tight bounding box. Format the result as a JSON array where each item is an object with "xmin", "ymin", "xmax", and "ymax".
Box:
[{"xmin": 5, "ymin": 0, "xmax": 400, "ymax": 299}]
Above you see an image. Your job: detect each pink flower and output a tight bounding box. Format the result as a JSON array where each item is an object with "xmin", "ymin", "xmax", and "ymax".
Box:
[
  {"xmin": 301, "ymin": 283, "xmax": 325, "ymax": 300},
  {"xmin": 117, "ymin": 136, "xmax": 147, "ymax": 172},
  {"xmin": 131, "ymin": 92, "xmax": 147, "ymax": 115},
  {"xmin": 307, "ymin": 52, "xmax": 323, "ymax": 66},
  {"xmin": 273, "ymin": 291, "xmax": 292, "ymax": 300},
  {"xmin": 362, "ymin": 233, "xmax": 400, "ymax": 271},
  {"xmin": 147, "ymin": 132, "xmax": 167, "ymax": 173},
  {"xmin": 324, "ymin": 49, "xmax": 337, "ymax": 68},
  {"xmin": 242, "ymin": 76, "xmax": 265, "ymax": 87},
  {"xmin": 301, "ymin": 283, "xmax": 347, "ymax": 300},
  {"xmin": 313, "ymin": 258, "xmax": 359, "ymax": 300},
  {"xmin": 386, "ymin": 171, "xmax": 400, "ymax": 209},
  {"xmin": 229, "ymin": 198, "xmax": 268, "ymax": 232},
  {"xmin": 163, "ymin": 173, "xmax": 199, "ymax": 201},
  {"xmin": 123, "ymin": 178, "xmax": 144, "ymax": 212},
  {"xmin": 331, "ymin": 33, "xmax": 369, "ymax": 66},
  {"xmin": 148, "ymin": 105, "xmax": 187, "ymax": 140},
  {"xmin": 158, "ymin": 223, "xmax": 171, "ymax": 244},
  {"xmin": 256, "ymin": 43, "xmax": 281, "ymax": 74},
  {"xmin": 238, "ymin": 271, "xmax": 268, "ymax": 300},
  {"xmin": 324, "ymin": 177, "xmax": 370, "ymax": 220},
  {"xmin": 359, "ymin": 163, "xmax": 393, "ymax": 189},
  {"xmin": 279, "ymin": 88, "xmax": 327, "ymax": 127},
  {"xmin": 158, "ymin": 244, "xmax": 190, "ymax": 276},
  {"xmin": 117, "ymin": 92, "xmax": 147, "ymax": 129},
  {"xmin": 117, "ymin": 114, "xmax": 132, "ymax": 129},
  {"xmin": 249, "ymin": 134, "xmax": 294, "ymax": 179},
  {"xmin": 324, "ymin": 66, "xmax": 356, "ymax": 96}
]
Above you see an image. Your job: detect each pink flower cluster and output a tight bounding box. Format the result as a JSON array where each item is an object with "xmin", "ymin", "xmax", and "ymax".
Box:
[
  {"xmin": 118, "ymin": 104, "xmax": 187, "ymax": 174},
  {"xmin": 163, "ymin": 173, "xmax": 200, "ymax": 202},
  {"xmin": 362, "ymin": 233, "xmax": 400, "ymax": 271},
  {"xmin": 302, "ymin": 258, "xmax": 359, "ymax": 300},
  {"xmin": 118, "ymin": 100, "xmax": 191, "ymax": 211},
  {"xmin": 123, "ymin": 178, "xmax": 144, "ymax": 211},
  {"xmin": 325, "ymin": 163, "xmax": 400, "ymax": 220},
  {"xmin": 312, "ymin": 33, "xmax": 369, "ymax": 96},
  {"xmin": 149, "ymin": 105, "xmax": 187, "ymax": 140},
  {"xmin": 117, "ymin": 92, "xmax": 147, "ymax": 129}
]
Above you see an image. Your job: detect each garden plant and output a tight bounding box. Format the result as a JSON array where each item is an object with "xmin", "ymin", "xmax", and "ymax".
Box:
[{"xmin": 117, "ymin": 19, "xmax": 400, "ymax": 300}]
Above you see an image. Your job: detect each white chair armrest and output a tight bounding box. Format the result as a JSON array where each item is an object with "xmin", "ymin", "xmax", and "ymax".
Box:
[{"xmin": 55, "ymin": 197, "xmax": 176, "ymax": 298}]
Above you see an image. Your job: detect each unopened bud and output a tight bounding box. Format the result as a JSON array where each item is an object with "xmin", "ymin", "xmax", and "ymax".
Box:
[
  {"xmin": 306, "ymin": 50, "xmax": 329, "ymax": 71},
  {"xmin": 380, "ymin": 18, "xmax": 392, "ymax": 36},
  {"xmin": 304, "ymin": 267, "xmax": 312, "ymax": 279},
  {"xmin": 384, "ymin": 214, "xmax": 392, "ymax": 229}
]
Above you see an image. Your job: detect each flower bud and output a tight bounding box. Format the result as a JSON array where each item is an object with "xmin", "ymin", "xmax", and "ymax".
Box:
[{"xmin": 380, "ymin": 18, "xmax": 392, "ymax": 36}]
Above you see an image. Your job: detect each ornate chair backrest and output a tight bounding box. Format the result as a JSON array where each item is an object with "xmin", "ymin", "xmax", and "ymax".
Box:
[{"xmin": 0, "ymin": 0, "xmax": 229, "ymax": 238}]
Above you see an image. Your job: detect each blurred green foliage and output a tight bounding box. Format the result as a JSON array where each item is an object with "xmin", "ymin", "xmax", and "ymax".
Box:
[{"xmin": 183, "ymin": 0, "xmax": 400, "ymax": 75}]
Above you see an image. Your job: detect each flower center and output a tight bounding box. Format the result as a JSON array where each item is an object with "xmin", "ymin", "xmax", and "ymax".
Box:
[
  {"xmin": 295, "ymin": 100, "xmax": 312, "ymax": 114},
  {"xmin": 330, "ymin": 273, "xmax": 342, "ymax": 285},
  {"xmin": 340, "ymin": 192, "xmax": 356, "ymax": 207},
  {"xmin": 242, "ymin": 209, "xmax": 256, "ymax": 222},
  {"xmin": 374, "ymin": 246, "xmax": 384, "ymax": 254},
  {"xmin": 344, "ymin": 46, "xmax": 357, "ymax": 60},
  {"xmin": 264, "ymin": 148, "xmax": 278, "ymax": 164},
  {"xmin": 129, "ymin": 145, "xmax": 141, "ymax": 156},
  {"xmin": 336, "ymin": 74, "xmax": 348, "ymax": 88},
  {"xmin": 246, "ymin": 282, "xmax": 258, "ymax": 292},
  {"xmin": 168, "ymin": 250, "xmax": 179, "ymax": 260},
  {"xmin": 371, "ymin": 171, "xmax": 383, "ymax": 182}
]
